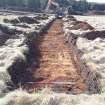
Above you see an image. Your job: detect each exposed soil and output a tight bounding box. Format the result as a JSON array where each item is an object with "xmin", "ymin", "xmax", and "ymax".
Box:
[{"xmin": 24, "ymin": 19, "xmax": 87, "ymax": 94}]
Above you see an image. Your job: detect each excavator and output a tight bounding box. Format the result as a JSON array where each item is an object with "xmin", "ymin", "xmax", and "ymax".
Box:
[{"xmin": 45, "ymin": 0, "xmax": 64, "ymax": 18}]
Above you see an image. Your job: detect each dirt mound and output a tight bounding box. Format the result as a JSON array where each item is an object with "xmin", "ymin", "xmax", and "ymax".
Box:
[
  {"xmin": 69, "ymin": 21, "xmax": 94, "ymax": 30},
  {"xmin": 66, "ymin": 15, "xmax": 77, "ymax": 21},
  {"xmin": 34, "ymin": 14, "xmax": 49, "ymax": 20},
  {"xmin": 4, "ymin": 18, "xmax": 20, "ymax": 24},
  {"xmin": 0, "ymin": 24, "xmax": 22, "ymax": 34},
  {"xmin": 83, "ymin": 30, "xmax": 105, "ymax": 40},
  {"xmin": 18, "ymin": 16, "xmax": 39, "ymax": 24},
  {"xmin": 0, "ymin": 24, "xmax": 15, "ymax": 34},
  {"xmin": 4, "ymin": 16, "xmax": 40, "ymax": 24}
]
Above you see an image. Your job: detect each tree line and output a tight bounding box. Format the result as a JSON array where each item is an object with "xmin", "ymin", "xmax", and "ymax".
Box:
[
  {"xmin": 61, "ymin": 0, "xmax": 105, "ymax": 13},
  {"xmin": 56, "ymin": 0, "xmax": 105, "ymax": 13},
  {"xmin": 0, "ymin": 0, "xmax": 105, "ymax": 13},
  {"xmin": 0, "ymin": 0, "xmax": 48, "ymax": 11}
]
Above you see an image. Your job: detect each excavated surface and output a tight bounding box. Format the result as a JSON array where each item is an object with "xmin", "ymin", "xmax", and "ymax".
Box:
[{"xmin": 26, "ymin": 20, "xmax": 87, "ymax": 94}]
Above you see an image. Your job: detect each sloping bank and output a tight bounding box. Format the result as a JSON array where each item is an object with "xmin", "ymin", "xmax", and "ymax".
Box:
[
  {"xmin": 63, "ymin": 15, "xmax": 105, "ymax": 94},
  {"xmin": 0, "ymin": 13, "xmax": 55, "ymax": 95},
  {"xmin": 63, "ymin": 15, "xmax": 100, "ymax": 94}
]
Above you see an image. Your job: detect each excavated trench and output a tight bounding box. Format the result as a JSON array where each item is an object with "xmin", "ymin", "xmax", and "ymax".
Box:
[
  {"xmin": 22, "ymin": 19, "xmax": 88, "ymax": 94},
  {"xmin": 2, "ymin": 14, "xmax": 101, "ymax": 94},
  {"xmin": 1, "ymin": 15, "xmax": 101, "ymax": 95}
]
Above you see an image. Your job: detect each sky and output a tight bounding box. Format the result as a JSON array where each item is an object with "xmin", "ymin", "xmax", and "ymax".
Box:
[
  {"xmin": 86, "ymin": 0, "xmax": 105, "ymax": 3},
  {"xmin": 77, "ymin": 0, "xmax": 105, "ymax": 3}
]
